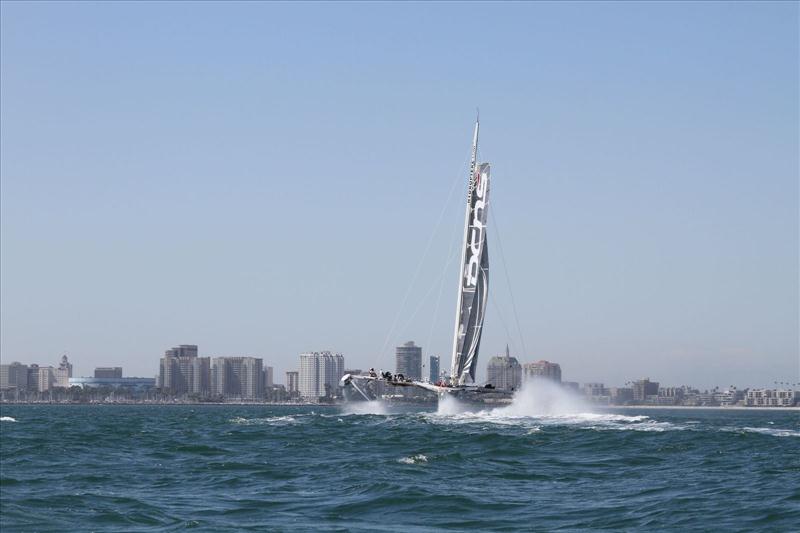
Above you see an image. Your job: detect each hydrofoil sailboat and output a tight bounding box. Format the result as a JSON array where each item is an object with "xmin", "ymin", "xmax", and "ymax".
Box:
[{"xmin": 341, "ymin": 117, "xmax": 514, "ymax": 403}]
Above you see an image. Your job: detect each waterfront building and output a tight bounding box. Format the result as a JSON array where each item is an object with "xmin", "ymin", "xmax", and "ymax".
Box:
[
  {"xmin": 159, "ymin": 344, "xmax": 210, "ymax": 397},
  {"xmin": 286, "ymin": 371, "xmax": 299, "ymax": 394},
  {"xmin": 94, "ymin": 367, "xmax": 122, "ymax": 379},
  {"xmin": 298, "ymin": 351, "xmax": 345, "ymax": 399},
  {"xmin": 429, "ymin": 356, "xmax": 440, "ymax": 383},
  {"xmin": 657, "ymin": 387, "xmax": 685, "ymax": 405},
  {"xmin": 522, "ymin": 360, "xmax": 562, "ymax": 383},
  {"xmin": 745, "ymin": 388, "xmax": 797, "ymax": 407},
  {"xmin": 55, "ymin": 355, "xmax": 73, "ymax": 388},
  {"xmin": 0, "ymin": 362, "xmax": 29, "ymax": 391},
  {"xmin": 610, "ymin": 387, "xmax": 633, "ymax": 405},
  {"xmin": 632, "ymin": 378, "xmax": 659, "ymax": 402},
  {"xmin": 69, "ymin": 377, "xmax": 155, "ymax": 391},
  {"xmin": 583, "ymin": 382, "xmax": 610, "ymax": 404},
  {"xmin": 486, "ymin": 345, "xmax": 522, "ymax": 390},
  {"xmin": 211, "ymin": 357, "xmax": 264, "ymax": 399},
  {"xmin": 395, "ymin": 341, "xmax": 422, "ymax": 380},
  {"xmin": 563, "ymin": 381, "xmax": 580, "ymax": 392},
  {"xmin": 264, "ymin": 366, "xmax": 274, "ymax": 388},
  {"xmin": 36, "ymin": 366, "xmax": 56, "ymax": 392},
  {"xmin": 164, "ymin": 345, "xmax": 198, "ymax": 358}
]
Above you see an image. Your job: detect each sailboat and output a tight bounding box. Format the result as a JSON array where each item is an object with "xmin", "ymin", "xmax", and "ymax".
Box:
[{"xmin": 341, "ymin": 117, "xmax": 513, "ymax": 402}]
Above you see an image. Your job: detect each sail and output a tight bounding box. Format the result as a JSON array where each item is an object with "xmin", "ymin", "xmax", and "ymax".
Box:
[{"xmin": 450, "ymin": 120, "xmax": 490, "ymax": 385}]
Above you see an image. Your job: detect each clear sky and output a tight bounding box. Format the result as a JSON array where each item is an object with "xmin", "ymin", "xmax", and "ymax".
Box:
[{"xmin": 1, "ymin": 1, "xmax": 797, "ymax": 389}]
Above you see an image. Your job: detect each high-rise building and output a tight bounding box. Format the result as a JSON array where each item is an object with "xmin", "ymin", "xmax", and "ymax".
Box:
[
  {"xmin": 286, "ymin": 371, "xmax": 299, "ymax": 394},
  {"xmin": 632, "ymin": 378, "xmax": 659, "ymax": 402},
  {"xmin": 298, "ymin": 352, "xmax": 345, "ymax": 399},
  {"xmin": 159, "ymin": 345, "xmax": 210, "ymax": 397},
  {"xmin": 522, "ymin": 360, "xmax": 562, "ymax": 383},
  {"xmin": 429, "ymin": 356, "xmax": 440, "ymax": 383},
  {"xmin": 264, "ymin": 366, "xmax": 274, "ymax": 388},
  {"xmin": 27, "ymin": 364, "xmax": 40, "ymax": 392},
  {"xmin": 395, "ymin": 341, "xmax": 422, "ymax": 380},
  {"xmin": 55, "ymin": 355, "xmax": 73, "ymax": 388},
  {"xmin": 164, "ymin": 345, "xmax": 198, "ymax": 358},
  {"xmin": 36, "ymin": 366, "xmax": 56, "ymax": 392},
  {"xmin": 486, "ymin": 345, "xmax": 522, "ymax": 391},
  {"xmin": 94, "ymin": 367, "xmax": 122, "ymax": 379},
  {"xmin": 0, "ymin": 362, "xmax": 29, "ymax": 391},
  {"xmin": 211, "ymin": 357, "xmax": 264, "ymax": 399}
]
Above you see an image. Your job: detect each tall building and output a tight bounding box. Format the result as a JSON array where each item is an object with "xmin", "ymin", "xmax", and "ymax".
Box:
[
  {"xmin": 429, "ymin": 356, "xmax": 440, "ymax": 383},
  {"xmin": 55, "ymin": 355, "xmax": 73, "ymax": 388},
  {"xmin": 522, "ymin": 360, "xmax": 562, "ymax": 383},
  {"xmin": 164, "ymin": 345, "xmax": 198, "ymax": 358},
  {"xmin": 286, "ymin": 371, "xmax": 299, "ymax": 394},
  {"xmin": 298, "ymin": 351, "xmax": 344, "ymax": 399},
  {"xmin": 486, "ymin": 345, "xmax": 522, "ymax": 390},
  {"xmin": 27, "ymin": 364, "xmax": 40, "ymax": 392},
  {"xmin": 211, "ymin": 357, "xmax": 264, "ymax": 399},
  {"xmin": 159, "ymin": 345, "xmax": 210, "ymax": 396},
  {"xmin": 36, "ymin": 366, "xmax": 56, "ymax": 392},
  {"xmin": 0, "ymin": 362, "xmax": 29, "ymax": 391},
  {"xmin": 264, "ymin": 366, "xmax": 274, "ymax": 388},
  {"xmin": 94, "ymin": 367, "xmax": 122, "ymax": 379},
  {"xmin": 632, "ymin": 378, "xmax": 659, "ymax": 402},
  {"xmin": 395, "ymin": 341, "xmax": 422, "ymax": 380}
]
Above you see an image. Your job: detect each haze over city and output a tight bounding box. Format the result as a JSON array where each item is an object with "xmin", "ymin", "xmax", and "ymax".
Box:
[{"xmin": 1, "ymin": 2, "xmax": 797, "ymax": 389}]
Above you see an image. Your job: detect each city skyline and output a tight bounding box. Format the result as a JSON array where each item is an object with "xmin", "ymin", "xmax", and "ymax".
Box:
[
  {"xmin": 2, "ymin": 341, "xmax": 798, "ymax": 394},
  {"xmin": 1, "ymin": 2, "xmax": 797, "ymax": 389}
]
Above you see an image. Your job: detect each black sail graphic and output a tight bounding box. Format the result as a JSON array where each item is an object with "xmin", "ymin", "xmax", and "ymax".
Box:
[{"xmin": 450, "ymin": 119, "xmax": 490, "ymax": 385}]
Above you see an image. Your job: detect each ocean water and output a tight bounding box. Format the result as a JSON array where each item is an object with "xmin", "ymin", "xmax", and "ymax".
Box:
[{"xmin": 1, "ymin": 398, "xmax": 798, "ymax": 531}]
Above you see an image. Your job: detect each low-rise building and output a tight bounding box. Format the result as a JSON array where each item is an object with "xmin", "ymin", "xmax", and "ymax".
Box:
[
  {"xmin": 745, "ymin": 389, "xmax": 797, "ymax": 407},
  {"xmin": 522, "ymin": 360, "xmax": 561, "ymax": 383}
]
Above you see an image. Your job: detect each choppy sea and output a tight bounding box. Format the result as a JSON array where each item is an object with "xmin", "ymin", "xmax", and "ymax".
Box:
[{"xmin": 1, "ymin": 397, "xmax": 798, "ymax": 531}]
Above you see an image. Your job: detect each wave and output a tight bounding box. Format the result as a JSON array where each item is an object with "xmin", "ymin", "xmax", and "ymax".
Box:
[
  {"xmin": 733, "ymin": 426, "xmax": 800, "ymax": 438},
  {"xmin": 339, "ymin": 401, "xmax": 389, "ymax": 415},
  {"xmin": 398, "ymin": 454, "xmax": 428, "ymax": 465},
  {"xmin": 427, "ymin": 380, "xmax": 688, "ymax": 432},
  {"xmin": 228, "ymin": 416, "xmax": 298, "ymax": 426},
  {"xmin": 0, "ymin": 416, "xmax": 17, "ymax": 422}
]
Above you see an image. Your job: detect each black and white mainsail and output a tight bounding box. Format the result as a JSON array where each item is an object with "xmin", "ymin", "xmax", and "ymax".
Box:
[{"xmin": 450, "ymin": 119, "xmax": 490, "ymax": 385}]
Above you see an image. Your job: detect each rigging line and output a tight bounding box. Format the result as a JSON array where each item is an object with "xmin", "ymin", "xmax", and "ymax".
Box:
[
  {"xmin": 393, "ymin": 241, "xmax": 461, "ymax": 350},
  {"xmin": 424, "ymin": 192, "xmax": 464, "ymax": 357},
  {"xmin": 490, "ymin": 206, "xmax": 529, "ymax": 360},
  {"xmin": 376, "ymin": 152, "xmax": 471, "ymax": 365},
  {"xmin": 489, "ymin": 285, "xmax": 519, "ymax": 360}
]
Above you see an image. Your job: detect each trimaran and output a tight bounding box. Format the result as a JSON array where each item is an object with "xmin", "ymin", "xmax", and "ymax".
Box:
[{"xmin": 341, "ymin": 117, "xmax": 513, "ymax": 402}]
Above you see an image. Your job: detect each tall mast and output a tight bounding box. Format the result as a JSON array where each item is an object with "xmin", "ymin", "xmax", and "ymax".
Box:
[{"xmin": 450, "ymin": 116, "xmax": 479, "ymax": 383}]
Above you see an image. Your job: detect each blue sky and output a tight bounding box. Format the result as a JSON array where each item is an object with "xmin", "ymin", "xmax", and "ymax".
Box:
[{"xmin": 1, "ymin": 1, "xmax": 797, "ymax": 388}]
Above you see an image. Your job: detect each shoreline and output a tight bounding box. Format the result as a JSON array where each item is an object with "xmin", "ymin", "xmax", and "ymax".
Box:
[{"xmin": 2, "ymin": 401, "xmax": 798, "ymax": 411}]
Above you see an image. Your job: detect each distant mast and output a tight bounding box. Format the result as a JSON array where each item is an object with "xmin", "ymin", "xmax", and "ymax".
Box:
[{"xmin": 450, "ymin": 116, "xmax": 491, "ymax": 385}]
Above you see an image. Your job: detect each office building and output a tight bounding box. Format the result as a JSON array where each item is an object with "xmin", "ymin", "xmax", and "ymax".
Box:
[
  {"xmin": 54, "ymin": 355, "xmax": 73, "ymax": 388},
  {"xmin": 429, "ymin": 356, "xmax": 440, "ymax": 383},
  {"xmin": 522, "ymin": 360, "xmax": 562, "ymax": 383},
  {"xmin": 286, "ymin": 371, "xmax": 299, "ymax": 394},
  {"xmin": 395, "ymin": 341, "xmax": 422, "ymax": 380},
  {"xmin": 211, "ymin": 357, "xmax": 264, "ymax": 399},
  {"xmin": 486, "ymin": 345, "xmax": 522, "ymax": 391},
  {"xmin": 298, "ymin": 351, "xmax": 345, "ymax": 399},
  {"xmin": 0, "ymin": 362, "xmax": 29, "ymax": 391},
  {"xmin": 632, "ymin": 378, "xmax": 659, "ymax": 402},
  {"xmin": 94, "ymin": 367, "xmax": 122, "ymax": 379},
  {"xmin": 36, "ymin": 366, "xmax": 56, "ymax": 392},
  {"xmin": 159, "ymin": 344, "xmax": 210, "ymax": 396},
  {"xmin": 70, "ymin": 377, "xmax": 155, "ymax": 391}
]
